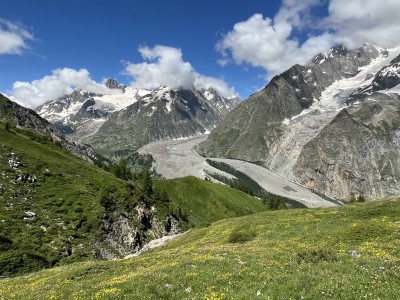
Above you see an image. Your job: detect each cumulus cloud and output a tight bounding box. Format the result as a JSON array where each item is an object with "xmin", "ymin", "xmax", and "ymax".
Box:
[
  {"xmin": 9, "ymin": 68, "xmax": 115, "ymax": 108},
  {"xmin": 326, "ymin": 0, "xmax": 400, "ymax": 48},
  {"xmin": 124, "ymin": 45, "xmax": 236, "ymax": 97},
  {"xmin": 217, "ymin": 0, "xmax": 400, "ymax": 79},
  {"xmin": 0, "ymin": 18, "xmax": 33, "ymax": 54}
]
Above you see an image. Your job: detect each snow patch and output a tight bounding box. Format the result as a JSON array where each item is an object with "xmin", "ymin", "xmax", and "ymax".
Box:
[
  {"xmin": 203, "ymin": 90, "xmax": 215, "ymax": 101},
  {"xmin": 93, "ymin": 87, "xmax": 151, "ymax": 111},
  {"xmin": 146, "ymin": 106, "xmax": 157, "ymax": 117}
]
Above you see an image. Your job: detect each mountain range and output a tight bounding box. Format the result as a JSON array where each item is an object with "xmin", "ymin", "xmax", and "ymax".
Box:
[{"xmin": 35, "ymin": 80, "xmax": 240, "ymax": 156}]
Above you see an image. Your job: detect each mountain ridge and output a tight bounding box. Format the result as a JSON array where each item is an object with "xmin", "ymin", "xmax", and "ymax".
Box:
[{"xmin": 198, "ymin": 44, "xmax": 400, "ymax": 201}]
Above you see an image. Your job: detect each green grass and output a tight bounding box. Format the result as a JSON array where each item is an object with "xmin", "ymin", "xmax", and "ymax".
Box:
[
  {"xmin": 154, "ymin": 176, "xmax": 267, "ymax": 227},
  {"xmin": 0, "ymin": 124, "xmax": 132, "ymax": 273},
  {"xmin": 0, "ymin": 124, "xmax": 268, "ymax": 275},
  {"xmin": 1, "ymin": 199, "xmax": 399, "ymax": 299}
]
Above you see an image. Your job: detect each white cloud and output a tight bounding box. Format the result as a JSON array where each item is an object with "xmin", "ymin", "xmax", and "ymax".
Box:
[
  {"xmin": 216, "ymin": 13, "xmax": 333, "ymax": 79},
  {"xmin": 0, "ymin": 18, "xmax": 33, "ymax": 54},
  {"xmin": 217, "ymin": 0, "xmax": 400, "ymax": 79},
  {"xmin": 9, "ymin": 68, "xmax": 116, "ymax": 108},
  {"xmin": 326, "ymin": 0, "xmax": 400, "ymax": 48},
  {"xmin": 124, "ymin": 45, "xmax": 236, "ymax": 97}
]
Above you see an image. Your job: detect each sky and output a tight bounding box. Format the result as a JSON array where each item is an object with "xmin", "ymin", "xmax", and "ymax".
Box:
[{"xmin": 1, "ymin": 0, "xmax": 400, "ymax": 108}]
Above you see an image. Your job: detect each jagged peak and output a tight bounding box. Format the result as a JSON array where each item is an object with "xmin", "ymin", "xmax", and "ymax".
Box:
[{"xmin": 104, "ymin": 78, "xmax": 126, "ymax": 91}]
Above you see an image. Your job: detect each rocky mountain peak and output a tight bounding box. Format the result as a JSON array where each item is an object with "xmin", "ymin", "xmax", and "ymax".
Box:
[
  {"xmin": 105, "ymin": 78, "xmax": 126, "ymax": 92},
  {"xmin": 371, "ymin": 54, "xmax": 400, "ymax": 91}
]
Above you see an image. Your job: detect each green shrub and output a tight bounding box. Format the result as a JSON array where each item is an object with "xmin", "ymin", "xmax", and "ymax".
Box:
[
  {"xmin": 0, "ymin": 250, "xmax": 49, "ymax": 275},
  {"xmin": 263, "ymin": 195, "xmax": 288, "ymax": 210},
  {"xmin": 228, "ymin": 229, "xmax": 256, "ymax": 243},
  {"xmin": 0, "ymin": 236, "xmax": 13, "ymax": 251},
  {"xmin": 296, "ymin": 249, "xmax": 337, "ymax": 264}
]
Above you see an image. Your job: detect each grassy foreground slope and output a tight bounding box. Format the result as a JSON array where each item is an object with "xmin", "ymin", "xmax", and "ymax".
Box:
[
  {"xmin": 0, "ymin": 123, "xmax": 268, "ymax": 275},
  {"xmin": 1, "ymin": 199, "xmax": 399, "ymax": 299},
  {"xmin": 0, "ymin": 123, "xmax": 129, "ymax": 273},
  {"xmin": 154, "ymin": 176, "xmax": 267, "ymax": 227}
]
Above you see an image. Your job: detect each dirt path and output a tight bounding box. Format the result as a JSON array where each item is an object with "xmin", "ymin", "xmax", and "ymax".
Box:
[{"xmin": 138, "ymin": 135, "xmax": 335, "ymax": 208}]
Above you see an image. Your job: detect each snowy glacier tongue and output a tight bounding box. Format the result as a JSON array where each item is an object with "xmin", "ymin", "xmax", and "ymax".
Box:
[{"xmin": 268, "ymin": 47, "xmax": 400, "ymax": 180}]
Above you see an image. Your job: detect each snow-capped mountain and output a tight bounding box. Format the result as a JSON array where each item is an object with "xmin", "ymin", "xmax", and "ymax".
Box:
[
  {"xmin": 35, "ymin": 79, "xmax": 152, "ymax": 139},
  {"xmin": 35, "ymin": 79, "xmax": 240, "ymax": 155},
  {"xmin": 86, "ymin": 86, "xmax": 240, "ymax": 155},
  {"xmin": 198, "ymin": 44, "xmax": 400, "ymax": 201}
]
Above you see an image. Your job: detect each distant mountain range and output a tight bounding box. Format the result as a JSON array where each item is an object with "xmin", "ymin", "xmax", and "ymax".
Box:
[
  {"xmin": 198, "ymin": 44, "xmax": 400, "ymax": 201},
  {"xmin": 36, "ymin": 79, "xmax": 240, "ymax": 156}
]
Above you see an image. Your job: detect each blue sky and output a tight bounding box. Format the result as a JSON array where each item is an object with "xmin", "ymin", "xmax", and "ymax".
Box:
[{"xmin": 1, "ymin": 0, "xmax": 400, "ymax": 108}]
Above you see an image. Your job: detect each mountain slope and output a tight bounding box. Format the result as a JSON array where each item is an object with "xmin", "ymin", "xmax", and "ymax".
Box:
[
  {"xmin": 198, "ymin": 45, "xmax": 380, "ymax": 160},
  {"xmin": 154, "ymin": 176, "xmax": 267, "ymax": 227},
  {"xmin": 198, "ymin": 45, "xmax": 400, "ymax": 201},
  {"xmin": 293, "ymin": 109, "xmax": 400, "ymax": 200},
  {"xmin": 0, "ymin": 123, "xmax": 136, "ymax": 274},
  {"xmin": 2, "ymin": 199, "xmax": 399, "ymax": 299},
  {"xmin": 0, "ymin": 122, "xmax": 266, "ymax": 275},
  {"xmin": 1, "ymin": 93, "xmax": 96, "ymax": 163}
]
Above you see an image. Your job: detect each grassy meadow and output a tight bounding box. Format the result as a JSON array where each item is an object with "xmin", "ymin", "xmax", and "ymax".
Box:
[{"xmin": 1, "ymin": 199, "xmax": 399, "ymax": 299}]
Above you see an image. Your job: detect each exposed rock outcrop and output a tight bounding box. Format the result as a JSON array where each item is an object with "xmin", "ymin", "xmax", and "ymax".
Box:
[{"xmin": 99, "ymin": 203, "xmax": 181, "ymax": 259}]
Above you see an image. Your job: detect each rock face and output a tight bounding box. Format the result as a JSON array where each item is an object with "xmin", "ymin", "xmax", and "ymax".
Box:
[
  {"xmin": 105, "ymin": 78, "xmax": 126, "ymax": 92},
  {"xmin": 100, "ymin": 203, "xmax": 180, "ymax": 259},
  {"xmin": 0, "ymin": 93, "xmax": 97, "ymax": 163},
  {"xmin": 293, "ymin": 109, "xmax": 400, "ymax": 200},
  {"xmin": 372, "ymin": 54, "xmax": 400, "ymax": 91},
  {"xmin": 199, "ymin": 44, "xmax": 400, "ymax": 201}
]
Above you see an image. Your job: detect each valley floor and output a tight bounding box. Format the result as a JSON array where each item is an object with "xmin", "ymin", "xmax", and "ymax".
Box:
[{"xmin": 138, "ymin": 135, "xmax": 335, "ymax": 208}]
